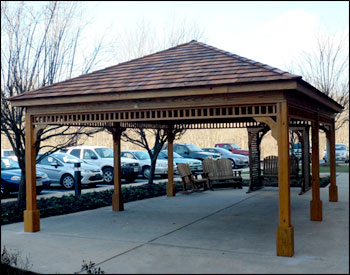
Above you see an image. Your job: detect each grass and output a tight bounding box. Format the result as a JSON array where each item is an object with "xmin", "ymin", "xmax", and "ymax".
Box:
[{"xmin": 318, "ymin": 163, "xmax": 349, "ymax": 173}]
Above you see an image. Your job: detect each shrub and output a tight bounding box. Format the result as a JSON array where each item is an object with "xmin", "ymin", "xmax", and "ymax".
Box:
[
  {"xmin": 1, "ymin": 246, "xmax": 37, "ymax": 275},
  {"xmin": 1, "ymin": 182, "xmax": 181, "ymax": 226}
]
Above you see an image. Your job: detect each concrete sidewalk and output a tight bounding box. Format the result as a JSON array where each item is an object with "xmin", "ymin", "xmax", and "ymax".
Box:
[{"xmin": 1, "ymin": 173, "xmax": 348, "ymax": 274}]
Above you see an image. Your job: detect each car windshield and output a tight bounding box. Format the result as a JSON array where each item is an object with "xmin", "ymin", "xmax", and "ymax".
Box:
[
  {"xmin": 3, "ymin": 150, "xmax": 15, "ymax": 157},
  {"xmin": 134, "ymin": 151, "xmax": 150, "ymax": 160},
  {"xmin": 95, "ymin": 148, "xmax": 113, "ymax": 158},
  {"xmin": 1, "ymin": 158, "xmax": 19, "ymax": 170},
  {"xmin": 212, "ymin": 148, "xmax": 229, "ymax": 154},
  {"xmin": 335, "ymin": 145, "xmax": 346, "ymax": 151},
  {"xmin": 229, "ymin": 143, "xmax": 240, "ymax": 149},
  {"xmin": 53, "ymin": 153, "xmax": 83, "ymax": 164},
  {"xmin": 159, "ymin": 151, "xmax": 182, "ymax": 158},
  {"xmin": 187, "ymin": 144, "xmax": 202, "ymax": 152},
  {"xmin": 293, "ymin": 143, "xmax": 302, "ymax": 149}
]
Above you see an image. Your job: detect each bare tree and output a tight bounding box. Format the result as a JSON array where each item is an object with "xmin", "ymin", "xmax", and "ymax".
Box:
[
  {"xmin": 1, "ymin": 1, "xmax": 107, "ymax": 208},
  {"xmin": 112, "ymin": 17, "xmax": 206, "ymax": 183},
  {"xmin": 121, "ymin": 128, "xmax": 186, "ymax": 184},
  {"xmin": 113, "ymin": 16, "xmax": 206, "ymax": 63},
  {"xmin": 289, "ymin": 32, "xmax": 349, "ymax": 130}
]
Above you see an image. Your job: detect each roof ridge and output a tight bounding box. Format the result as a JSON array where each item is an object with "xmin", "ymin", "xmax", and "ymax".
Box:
[
  {"xmin": 194, "ymin": 41, "xmax": 301, "ymax": 79},
  {"xmin": 107, "ymin": 40, "xmax": 197, "ymax": 68}
]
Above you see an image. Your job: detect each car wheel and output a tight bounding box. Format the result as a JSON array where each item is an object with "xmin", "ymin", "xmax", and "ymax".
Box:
[
  {"xmin": 37, "ymin": 187, "xmax": 43, "ymax": 195},
  {"xmin": 230, "ymin": 159, "xmax": 236, "ymax": 169},
  {"xmin": 1, "ymin": 182, "xmax": 8, "ymax": 198},
  {"xmin": 61, "ymin": 174, "xmax": 75, "ymax": 190},
  {"xmin": 103, "ymin": 167, "xmax": 114, "ymax": 184},
  {"xmin": 143, "ymin": 167, "xmax": 151, "ymax": 179}
]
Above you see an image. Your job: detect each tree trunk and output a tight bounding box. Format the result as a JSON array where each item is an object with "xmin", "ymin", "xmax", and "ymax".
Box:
[
  {"xmin": 17, "ymin": 174, "xmax": 26, "ymax": 210},
  {"xmin": 148, "ymin": 157, "xmax": 157, "ymax": 185}
]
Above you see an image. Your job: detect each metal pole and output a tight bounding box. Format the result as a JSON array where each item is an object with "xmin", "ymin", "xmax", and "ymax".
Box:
[{"xmin": 74, "ymin": 162, "xmax": 81, "ymax": 197}]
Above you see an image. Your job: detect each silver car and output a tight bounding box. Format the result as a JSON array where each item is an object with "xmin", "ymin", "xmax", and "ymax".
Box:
[
  {"xmin": 323, "ymin": 143, "xmax": 349, "ymax": 163},
  {"xmin": 121, "ymin": 150, "xmax": 171, "ymax": 179},
  {"xmin": 60, "ymin": 146, "xmax": 141, "ymax": 183},
  {"xmin": 36, "ymin": 153, "xmax": 104, "ymax": 189}
]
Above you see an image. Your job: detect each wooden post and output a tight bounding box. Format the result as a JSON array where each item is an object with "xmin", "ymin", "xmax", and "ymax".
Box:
[
  {"xmin": 310, "ymin": 114, "xmax": 322, "ymax": 221},
  {"xmin": 328, "ymin": 120, "xmax": 338, "ymax": 202},
  {"xmin": 167, "ymin": 129, "xmax": 176, "ymax": 196},
  {"xmin": 112, "ymin": 127, "xmax": 124, "ymax": 211},
  {"xmin": 24, "ymin": 114, "xmax": 40, "ymax": 232},
  {"xmin": 276, "ymin": 102, "xmax": 294, "ymax": 257}
]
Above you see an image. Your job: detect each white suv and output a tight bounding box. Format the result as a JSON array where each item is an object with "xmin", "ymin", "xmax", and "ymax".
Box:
[{"xmin": 60, "ymin": 146, "xmax": 141, "ymax": 183}]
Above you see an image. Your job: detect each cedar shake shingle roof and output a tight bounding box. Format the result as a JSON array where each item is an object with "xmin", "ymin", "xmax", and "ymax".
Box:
[{"xmin": 10, "ymin": 40, "xmax": 302, "ymax": 101}]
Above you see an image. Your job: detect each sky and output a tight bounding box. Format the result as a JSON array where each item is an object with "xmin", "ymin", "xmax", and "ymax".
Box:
[{"xmin": 82, "ymin": 1, "xmax": 349, "ymax": 72}]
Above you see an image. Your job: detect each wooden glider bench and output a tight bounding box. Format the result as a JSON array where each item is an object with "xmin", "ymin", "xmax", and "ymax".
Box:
[
  {"xmin": 202, "ymin": 158, "xmax": 243, "ymax": 189},
  {"xmin": 261, "ymin": 155, "xmax": 299, "ymax": 179},
  {"xmin": 177, "ymin": 163, "xmax": 211, "ymax": 193}
]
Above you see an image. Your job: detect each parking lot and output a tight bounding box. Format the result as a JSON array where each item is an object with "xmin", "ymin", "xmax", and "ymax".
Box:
[{"xmin": 1, "ymin": 167, "xmax": 251, "ymax": 203}]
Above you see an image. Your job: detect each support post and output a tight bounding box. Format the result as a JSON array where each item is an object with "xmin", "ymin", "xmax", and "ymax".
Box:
[
  {"xmin": 328, "ymin": 120, "xmax": 338, "ymax": 202},
  {"xmin": 247, "ymin": 127, "xmax": 266, "ymax": 193},
  {"xmin": 112, "ymin": 126, "xmax": 124, "ymax": 211},
  {"xmin": 276, "ymin": 102, "xmax": 294, "ymax": 257},
  {"xmin": 24, "ymin": 114, "xmax": 40, "ymax": 232},
  {"xmin": 310, "ymin": 114, "xmax": 322, "ymax": 221},
  {"xmin": 167, "ymin": 128, "xmax": 176, "ymax": 196}
]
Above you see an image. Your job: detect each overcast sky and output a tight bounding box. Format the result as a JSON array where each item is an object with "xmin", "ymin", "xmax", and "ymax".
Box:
[{"xmin": 83, "ymin": 1, "xmax": 348, "ymax": 71}]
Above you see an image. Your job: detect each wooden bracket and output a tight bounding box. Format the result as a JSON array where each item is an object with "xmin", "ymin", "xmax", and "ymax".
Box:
[{"xmin": 253, "ymin": 116, "xmax": 278, "ymax": 140}]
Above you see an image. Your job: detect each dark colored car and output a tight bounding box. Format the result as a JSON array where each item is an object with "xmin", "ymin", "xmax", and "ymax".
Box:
[
  {"xmin": 1, "ymin": 157, "xmax": 51, "ymax": 198},
  {"xmin": 202, "ymin": 147, "xmax": 249, "ymax": 168},
  {"xmin": 214, "ymin": 143, "xmax": 249, "ymax": 156},
  {"xmin": 168, "ymin": 144, "xmax": 221, "ymax": 161}
]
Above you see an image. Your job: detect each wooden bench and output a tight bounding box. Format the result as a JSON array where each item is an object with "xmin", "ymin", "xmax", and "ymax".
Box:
[
  {"xmin": 177, "ymin": 163, "xmax": 211, "ymax": 193},
  {"xmin": 202, "ymin": 158, "xmax": 242, "ymax": 189},
  {"xmin": 262, "ymin": 155, "xmax": 299, "ymax": 179}
]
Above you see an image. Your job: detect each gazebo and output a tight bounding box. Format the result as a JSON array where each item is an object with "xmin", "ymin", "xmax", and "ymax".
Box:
[{"xmin": 8, "ymin": 41, "xmax": 342, "ymax": 257}]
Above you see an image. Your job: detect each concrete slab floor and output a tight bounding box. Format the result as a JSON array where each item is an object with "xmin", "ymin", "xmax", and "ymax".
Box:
[{"xmin": 1, "ymin": 173, "xmax": 348, "ymax": 274}]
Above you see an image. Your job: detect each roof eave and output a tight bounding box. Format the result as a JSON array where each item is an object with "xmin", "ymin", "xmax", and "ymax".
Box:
[
  {"xmin": 295, "ymin": 79, "xmax": 343, "ymax": 113},
  {"xmin": 8, "ymin": 79, "xmax": 299, "ymax": 108}
]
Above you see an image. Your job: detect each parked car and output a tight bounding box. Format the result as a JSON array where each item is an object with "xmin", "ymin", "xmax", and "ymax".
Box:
[
  {"xmin": 121, "ymin": 150, "xmax": 170, "ymax": 179},
  {"xmin": 1, "ymin": 149, "xmax": 17, "ymax": 161},
  {"xmin": 323, "ymin": 144, "xmax": 349, "ymax": 163},
  {"xmin": 290, "ymin": 142, "xmax": 312, "ymax": 160},
  {"xmin": 164, "ymin": 144, "xmax": 221, "ymax": 160},
  {"xmin": 157, "ymin": 150, "xmax": 202, "ymax": 173},
  {"xmin": 36, "ymin": 153, "xmax": 104, "ymax": 190},
  {"xmin": 214, "ymin": 143, "xmax": 249, "ymax": 156},
  {"xmin": 1, "ymin": 157, "xmax": 50, "ymax": 198},
  {"xmin": 202, "ymin": 147, "xmax": 249, "ymax": 168},
  {"xmin": 60, "ymin": 146, "xmax": 141, "ymax": 183}
]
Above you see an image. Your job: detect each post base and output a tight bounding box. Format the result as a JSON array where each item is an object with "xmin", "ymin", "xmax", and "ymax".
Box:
[
  {"xmin": 310, "ymin": 199, "xmax": 322, "ymax": 221},
  {"xmin": 112, "ymin": 193, "xmax": 124, "ymax": 211},
  {"xmin": 166, "ymin": 182, "xmax": 176, "ymax": 197},
  {"xmin": 277, "ymin": 225, "xmax": 294, "ymax": 257},
  {"xmin": 24, "ymin": 210, "xmax": 40, "ymax": 232},
  {"xmin": 329, "ymin": 185, "xmax": 338, "ymax": 202}
]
